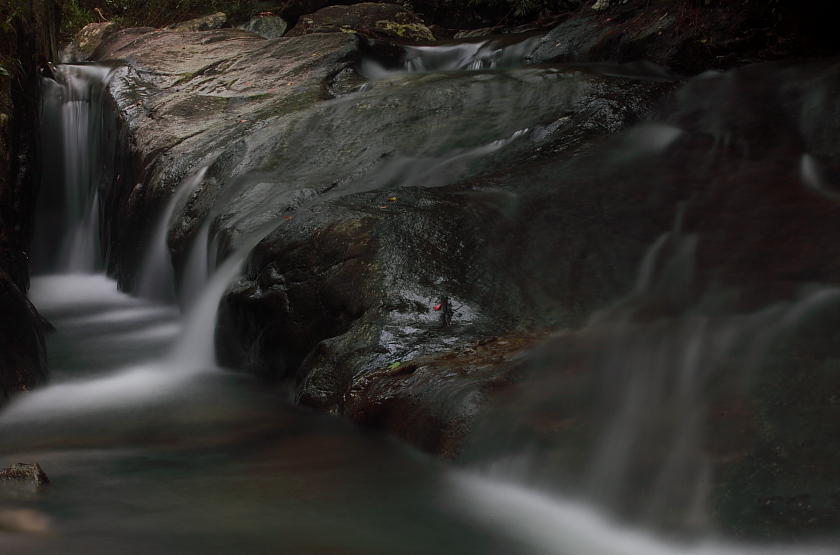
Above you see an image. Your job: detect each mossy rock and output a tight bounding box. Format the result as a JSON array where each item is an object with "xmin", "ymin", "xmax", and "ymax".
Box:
[{"xmin": 287, "ymin": 3, "xmax": 435, "ymax": 42}]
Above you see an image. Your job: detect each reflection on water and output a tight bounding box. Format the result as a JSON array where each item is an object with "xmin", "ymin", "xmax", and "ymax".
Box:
[{"xmin": 0, "ymin": 275, "xmax": 523, "ymax": 554}]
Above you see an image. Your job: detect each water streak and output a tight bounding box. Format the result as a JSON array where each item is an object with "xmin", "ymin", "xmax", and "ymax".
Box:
[
  {"xmin": 451, "ymin": 474, "xmax": 834, "ymax": 555},
  {"xmin": 359, "ymin": 35, "xmax": 542, "ymax": 78},
  {"xmin": 137, "ymin": 166, "xmax": 208, "ymax": 301},
  {"xmin": 33, "ymin": 64, "xmax": 115, "ymax": 274}
]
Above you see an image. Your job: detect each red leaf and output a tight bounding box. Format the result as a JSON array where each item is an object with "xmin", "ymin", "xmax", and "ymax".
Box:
[{"xmin": 433, "ymin": 304, "xmax": 442, "ymax": 311}]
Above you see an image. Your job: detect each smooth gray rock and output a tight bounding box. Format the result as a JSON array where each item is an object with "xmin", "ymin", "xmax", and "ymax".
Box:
[
  {"xmin": 241, "ymin": 14, "xmax": 288, "ymax": 39},
  {"xmin": 167, "ymin": 12, "xmax": 228, "ymax": 32}
]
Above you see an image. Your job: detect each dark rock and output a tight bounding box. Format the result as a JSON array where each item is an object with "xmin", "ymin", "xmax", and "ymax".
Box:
[
  {"xmin": 0, "ymin": 270, "xmax": 48, "ymax": 401},
  {"xmin": 286, "ymin": 3, "xmax": 435, "ymax": 42},
  {"xmin": 343, "ymin": 334, "xmax": 540, "ymax": 459},
  {"xmin": 277, "ymin": 0, "xmax": 338, "ymax": 27},
  {"xmin": 524, "ymin": 0, "xmax": 831, "ymax": 76},
  {"xmin": 0, "ymin": 0, "xmax": 58, "ymax": 405},
  {"xmin": 0, "ymin": 463, "xmax": 50, "ymax": 486}
]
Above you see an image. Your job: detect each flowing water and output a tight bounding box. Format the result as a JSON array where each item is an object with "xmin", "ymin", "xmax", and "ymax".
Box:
[{"xmin": 2, "ymin": 49, "xmax": 839, "ymax": 553}]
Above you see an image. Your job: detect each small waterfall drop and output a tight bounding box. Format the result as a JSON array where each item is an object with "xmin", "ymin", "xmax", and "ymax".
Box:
[
  {"xmin": 136, "ymin": 167, "xmax": 208, "ymax": 302},
  {"xmin": 33, "ymin": 63, "xmax": 115, "ymax": 274},
  {"xmin": 463, "ymin": 208, "xmax": 840, "ymax": 534},
  {"xmin": 179, "ymin": 222, "xmax": 211, "ymax": 310},
  {"xmin": 359, "ymin": 35, "xmax": 542, "ymax": 78}
]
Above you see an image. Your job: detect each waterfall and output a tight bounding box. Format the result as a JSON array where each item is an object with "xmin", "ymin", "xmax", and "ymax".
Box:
[
  {"xmin": 463, "ymin": 210, "xmax": 840, "ymax": 534},
  {"xmin": 136, "ymin": 166, "xmax": 209, "ymax": 302},
  {"xmin": 32, "ymin": 63, "xmax": 115, "ymax": 274},
  {"xmin": 11, "ymin": 66, "xmax": 265, "ymax": 419}
]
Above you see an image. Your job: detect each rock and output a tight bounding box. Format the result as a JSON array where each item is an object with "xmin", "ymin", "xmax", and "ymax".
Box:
[
  {"xmin": 61, "ymin": 21, "xmax": 120, "ymax": 63},
  {"xmin": 343, "ymin": 334, "xmax": 540, "ymax": 459},
  {"xmin": 88, "ymin": 15, "xmax": 840, "ymax": 537},
  {"xmin": 0, "ymin": 0, "xmax": 57, "ymax": 406},
  {"xmin": 523, "ymin": 0, "xmax": 780, "ymax": 75},
  {"xmin": 286, "ymin": 3, "xmax": 436, "ymax": 42},
  {"xmin": 92, "ymin": 28, "xmax": 362, "ymax": 290},
  {"xmin": 90, "ymin": 22, "xmax": 671, "ymax": 442},
  {"xmin": 241, "ymin": 14, "xmax": 288, "ymax": 39},
  {"xmin": 0, "ymin": 270, "xmax": 48, "ymax": 402},
  {"xmin": 167, "ymin": 12, "xmax": 228, "ymax": 32},
  {"xmin": 0, "ymin": 463, "xmax": 50, "ymax": 486},
  {"xmin": 277, "ymin": 0, "xmax": 334, "ymax": 26}
]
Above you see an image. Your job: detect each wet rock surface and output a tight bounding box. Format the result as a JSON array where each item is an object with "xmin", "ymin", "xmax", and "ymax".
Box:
[
  {"xmin": 92, "ymin": 27, "xmax": 361, "ymax": 290},
  {"xmin": 87, "ymin": 15, "xmax": 840, "ymax": 538}
]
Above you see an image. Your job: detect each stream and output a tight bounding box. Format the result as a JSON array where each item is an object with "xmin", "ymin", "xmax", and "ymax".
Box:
[{"xmin": 1, "ymin": 38, "xmax": 839, "ymax": 554}]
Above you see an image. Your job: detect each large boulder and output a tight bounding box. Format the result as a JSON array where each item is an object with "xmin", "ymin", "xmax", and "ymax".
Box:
[{"xmin": 91, "ymin": 27, "xmax": 362, "ymax": 290}]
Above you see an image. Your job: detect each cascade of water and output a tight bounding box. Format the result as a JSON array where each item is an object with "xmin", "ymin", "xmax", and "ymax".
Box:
[
  {"xmin": 358, "ymin": 35, "xmax": 542, "ymax": 78},
  {"xmin": 136, "ymin": 167, "xmax": 209, "ymax": 302},
  {"xmin": 583, "ymin": 225, "xmax": 840, "ymax": 526},
  {"xmin": 450, "ymin": 473, "xmax": 834, "ymax": 555},
  {"xmin": 179, "ymin": 222, "xmax": 211, "ymax": 310},
  {"xmin": 464, "ymin": 208, "xmax": 840, "ymax": 534},
  {"xmin": 169, "ymin": 247, "xmax": 250, "ymax": 370},
  {"xmin": 33, "ymin": 63, "xmax": 115, "ymax": 274}
]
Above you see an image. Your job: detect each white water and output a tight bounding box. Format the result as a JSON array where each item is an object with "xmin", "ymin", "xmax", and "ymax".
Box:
[
  {"xmin": 178, "ymin": 222, "xmax": 211, "ymax": 310},
  {"xmin": 136, "ymin": 166, "xmax": 208, "ymax": 301},
  {"xmin": 36, "ymin": 64, "xmax": 115, "ymax": 273},
  {"xmin": 359, "ymin": 35, "xmax": 542, "ymax": 78},
  {"xmin": 451, "ymin": 474, "xmax": 834, "ymax": 555}
]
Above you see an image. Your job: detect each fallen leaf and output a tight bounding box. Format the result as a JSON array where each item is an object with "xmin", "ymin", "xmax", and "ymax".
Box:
[
  {"xmin": 283, "ymin": 215, "xmax": 291, "ymax": 219},
  {"xmin": 388, "ymin": 197, "xmax": 397, "ymax": 202},
  {"xmin": 433, "ymin": 303, "xmax": 442, "ymax": 311},
  {"xmin": 388, "ymin": 361, "xmax": 401, "ymax": 370}
]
